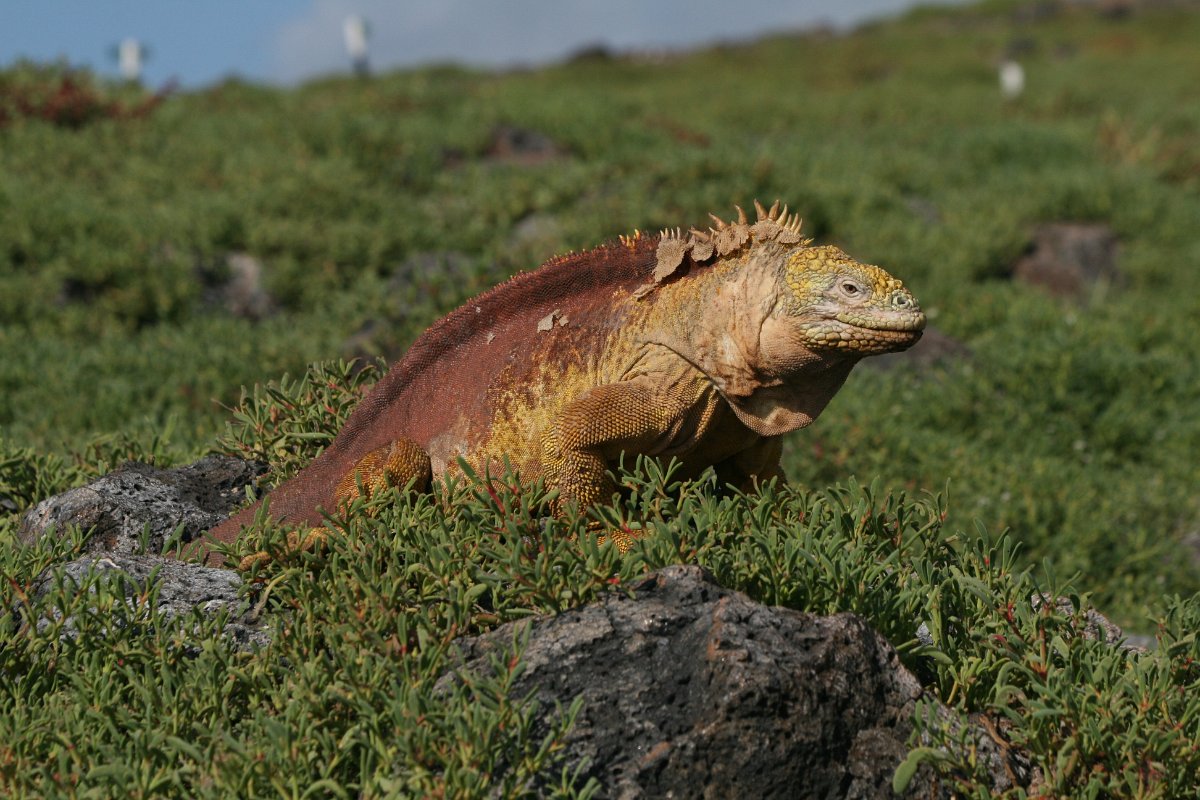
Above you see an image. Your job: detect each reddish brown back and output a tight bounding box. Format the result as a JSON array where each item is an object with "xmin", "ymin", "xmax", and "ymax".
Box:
[{"xmin": 203, "ymin": 234, "xmax": 662, "ymax": 553}]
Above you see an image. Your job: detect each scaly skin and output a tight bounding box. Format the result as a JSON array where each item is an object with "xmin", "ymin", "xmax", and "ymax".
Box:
[{"xmin": 197, "ymin": 201, "xmax": 925, "ymax": 567}]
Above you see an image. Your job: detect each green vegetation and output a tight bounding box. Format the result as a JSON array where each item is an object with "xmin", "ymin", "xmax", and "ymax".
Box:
[{"xmin": 2, "ymin": 1, "xmax": 1200, "ymax": 796}]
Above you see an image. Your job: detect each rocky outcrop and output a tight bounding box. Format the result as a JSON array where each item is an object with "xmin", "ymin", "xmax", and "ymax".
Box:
[
  {"xmin": 439, "ymin": 565, "xmax": 1031, "ymax": 799},
  {"xmin": 1012, "ymin": 222, "xmax": 1121, "ymax": 300},
  {"xmin": 18, "ymin": 455, "xmax": 265, "ymax": 556},
  {"xmin": 24, "ymin": 553, "xmax": 270, "ymax": 651},
  {"xmin": 485, "ymin": 124, "xmax": 565, "ymax": 165},
  {"xmin": 196, "ymin": 252, "xmax": 277, "ymax": 321},
  {"xmin": 21, "ymin": 457, "xmax": 1114, "ymax": 796}
]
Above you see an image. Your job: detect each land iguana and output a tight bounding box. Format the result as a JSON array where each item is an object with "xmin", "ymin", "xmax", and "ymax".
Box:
[{"xmin": 197, "ymin": 202, "xmax": 925, "ymax": 566}]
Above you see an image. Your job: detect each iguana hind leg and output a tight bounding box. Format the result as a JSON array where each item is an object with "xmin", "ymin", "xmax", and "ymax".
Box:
[
  {"xmin": 238, "ymin": 437, "xmax": 431, "ymax": 571},
  {"xmin": 334, "ymin": 437, "xmax": 432, "ymax": 510}
]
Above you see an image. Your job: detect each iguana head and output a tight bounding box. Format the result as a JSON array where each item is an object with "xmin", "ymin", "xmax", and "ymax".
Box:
[
  {"xmin": 777, "ymin": 244, "xmax": 925, "ymax": 356},
  {"xmin": 650, "ymin": 201, "xmax": 927, "ymax": 436},
  {"xmin": 652, "ymin": 201, "xmax": 925, "ymax": 362}
]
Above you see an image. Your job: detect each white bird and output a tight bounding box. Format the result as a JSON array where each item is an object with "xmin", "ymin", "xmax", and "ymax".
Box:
[{"xmin": 999, "ymin": 60, "xmax": 1025, "ymax": 99}]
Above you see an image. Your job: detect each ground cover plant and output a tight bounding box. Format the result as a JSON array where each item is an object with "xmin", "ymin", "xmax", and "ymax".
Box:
[{"xmin": 2, "ymin": 0, "xmax": 1200, "ymax": 795}]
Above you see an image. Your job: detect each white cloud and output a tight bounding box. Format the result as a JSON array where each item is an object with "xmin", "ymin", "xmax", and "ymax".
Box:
[{"xmin": 271, "ymin": 0, "xmax": 967, "ymax": 84}]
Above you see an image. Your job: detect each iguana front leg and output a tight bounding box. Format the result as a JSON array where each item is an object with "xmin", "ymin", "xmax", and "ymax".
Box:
[{"xmin": 545, "ymin": 380, "xmax": 715, "ymax": 510}]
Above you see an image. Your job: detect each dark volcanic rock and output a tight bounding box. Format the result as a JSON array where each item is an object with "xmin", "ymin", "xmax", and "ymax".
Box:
[
  {"xmin": 1012, "ymin": 222, "xmax": 1121, "ymax": 299},
  {"xmin": 445, "ymin": 124, "xmax": 566, "ymax": 167},
  {"xmin": 485, "ymin": 124, "xmax": 565, "ymax": 165},
  {"xmin": 19, "ymin": 455, "xmax": 265, "ymax": 556},
  {"xmin": 27, "ymin": 553, "xmax": 269, "ymax": 650},
  {"xmin": 16, "ymin": 447, "xmax": 1052, "ymax": 795},
  {"xmin": 440, "ymin": 565, "xmax": 1030, "ymax": 799}
]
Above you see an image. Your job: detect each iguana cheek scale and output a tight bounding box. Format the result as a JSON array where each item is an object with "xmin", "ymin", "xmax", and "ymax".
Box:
[{"xmin": 197, "ymin": 201, "xmax": 925, "ymax": 567}]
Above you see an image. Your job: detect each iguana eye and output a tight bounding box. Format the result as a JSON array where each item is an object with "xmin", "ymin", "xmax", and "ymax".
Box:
[{"xmin": 840, "ymin": 281, "xmax": 862, "ymax": 296}]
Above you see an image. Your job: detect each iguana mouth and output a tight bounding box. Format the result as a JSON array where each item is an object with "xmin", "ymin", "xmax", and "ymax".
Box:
[
  {"xmin": 805, "ymin": 314, "xmax": 925, "ymax": 353},
  {"xmin": 834, "ymin": 310, "xmax": 927, "ymax": 333}
]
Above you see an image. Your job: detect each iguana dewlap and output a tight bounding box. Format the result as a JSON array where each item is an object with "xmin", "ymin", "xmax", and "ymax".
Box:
[{"xmin": 199, "ymin": 202, "xmax": 925, "ymax": 566}]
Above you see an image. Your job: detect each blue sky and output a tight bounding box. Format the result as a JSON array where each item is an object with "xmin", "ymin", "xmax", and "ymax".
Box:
[{"xmin": 1, "ymin": 1, "xmax": 970, "ymax": 89}]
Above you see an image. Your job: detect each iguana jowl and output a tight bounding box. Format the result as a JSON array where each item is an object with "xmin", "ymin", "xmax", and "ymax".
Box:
[{"xmin": 200, "ymin": 202, "xmax": 925, "ymax": 565}]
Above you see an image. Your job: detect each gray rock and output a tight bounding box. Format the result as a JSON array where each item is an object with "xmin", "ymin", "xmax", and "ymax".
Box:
[
  {"xmin": 507, "ymin": 212, "xmax": 565, "ymax": 254},
  {"xmin": 501, "ymin": 213, "xmax": 568, "ymax": 273},
  {"xmin": 18, "ymin": 455, "xmax": 265, "ymax": 556},
  {"xmin": 27, "ymin": 553, "xmax": 270, "ymax": 650},
  {"xmin": 222, "ymin": 252, "xmax": 276, "ymax": 320},
  {"xmin": 1033, "ymin": 593, "xmax": 1151, "ymax": 652},
  {"xmin": 1011, "ymin": 222, "xmax": 1121, "ymax": 300},
  {"xmin": 439, "ymin": 565, "xmax": 1030, "ymax": 799},
  {"xmin": 199, "ymin": 252, "xmax": 277, "ymax": 321}
]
